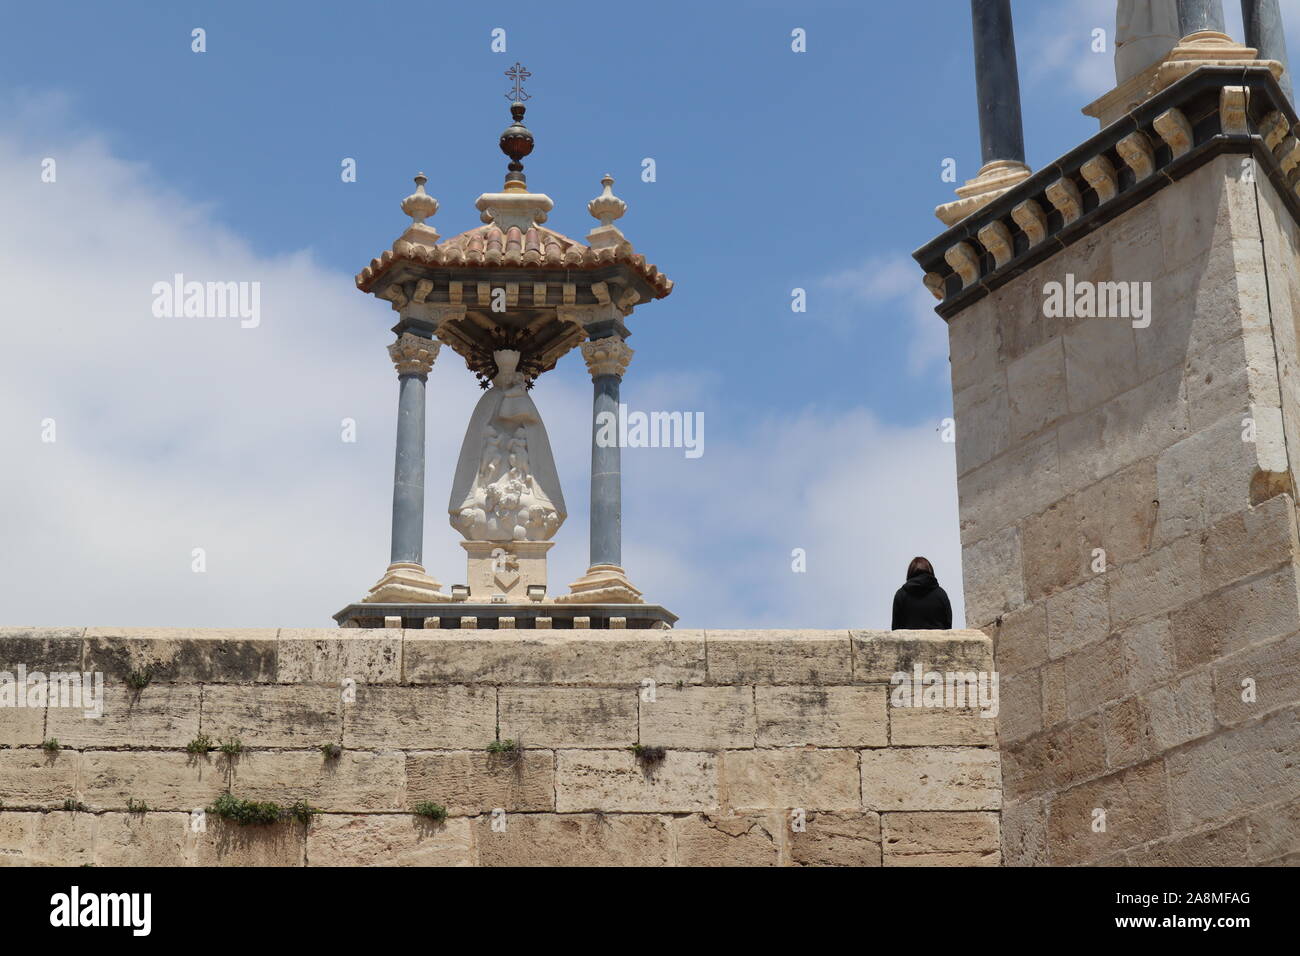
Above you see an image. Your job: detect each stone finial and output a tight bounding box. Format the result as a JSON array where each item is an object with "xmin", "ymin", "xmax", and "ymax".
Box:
[
  {"xmin": 401, "ymin": 173, "xmax": 439, "ymax": 226},
  {"xmin": 588, "ymin": 175, "xmax": 626, "ymax": 227},
  {"xmin": 388, "ymin": 332, "xmax": 440, "ymax": 377},
  {"xmin": 580, "ymin": 336, "xmax": 633, "ymax": 379}
]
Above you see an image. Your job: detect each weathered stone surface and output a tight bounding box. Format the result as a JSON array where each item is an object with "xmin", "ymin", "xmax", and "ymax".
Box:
[
  {"xmin": 723, "ymin": 749, "xmax": 860, "ymax": 811},
  {"xmin": 93, "ymin": 811, "xmax": 190, "ymax": 866},
  {"xmin": 0, "ymin": 628, "xmax": 84, "ymax": 672},
  {"xmin": 0, "ymin": 703, "xmax": 44, "ymax": 747},
  {"xmin": 406, "ymin": 750, "xmax": 554, "ymax": 814},
  {"xmin": 47, "ymin": 683, "xmax": 200, "ymax": 749},
  {"xmin": 1073, "ymin": 459, "xmax": 1159, "ymax": 571},
  {"xmin": 1064, "ymin": 635, "xmax": 1127, "ymax": 719},
  {"xmin": 998, "ymin": 670, "xmax": 1042, "ymax": 745},
  {"xmin": 1000, "ymin": 798, "xmax": 1047, "ymax": 866},
  {"xmin": 852, "ymin": 630, "xmax": 992, "ymax": 682},
  {"xmin": 1007, "ymin": 338, "xmax": 1068, "ymax": 443},
  {"xmin": 756, "ymin": 686, "xmax": 887, "ymax": 747},
  {"xmin": 1171, "ymin": 564, "xmax": 1300, "ymax": 669},
  {"xmin": 960, "ymin": 527, "xmax": 1026, "ymax": 626},
  {"xmin": 891, "ymin": 706, "xmax": 997, "ymax": 746},
  {"xmin": 1125, "ymin": 818, "xmax": 1250, "ymax": 865},
  {"xmin": 556, "ymin": 749, "xmax": 717, "ymax": 812},
  {"xmin": 706, "ymin": 630, "xmax": 852, "ymax": 685},
  {"xmin": 992, "ymin": 603, "xmax": 1047, "ymax": 677},
  {"xmin": 882, "ymin": 811, "xmax": 1000, "ymax": 866},
  {"xmin": 639, "ymin": 685, "xmax": 754, "ymax": 749},
  {"xmin": 1119, "ymin": 617, "xmax": 1176, "ymax": 694},
  {"xmin": 344, "ymin": 685, "xmax": 495, "ymax": 750},
  {"xmin": 80, "ymin": 751, "xmax": 226, "ymax": 810},
  {"xmin": 192, "ymin": 818, "xmax": 306, "ymax": 866},
  {"xmin": 498, "ymin": 688, "xmax": 635, "ymax": 749},
  {"xmin": 404, "ymin": 630, "xmax": 706, "ymax": 686},
  {"xmin": 0, "ymin": 810, "xmax": 94, "ymax": 866},
  {"xmin": 953, "ymin": 375, "xmax": 1010, "ymax": 476},
  {"xmin": 1021, "ymin": 497, "xmax": 1084, "ymax": 602},
  {"xmin": 82, "ymin": 628, "xmax": 277, "ymax": 683},
  {"xmin": 788, "ymin": 810, "xmax": 882, "ymax": 866},
  {"xmin": 277, "ymin": 630, "xmax": 401, "ymax": 685},
  {"xmin": 308, "ymin": 814, "xmax": 472, "ymax": 866},
  {"xmin": 0, "ymin": 749, "xmax": 80, "ymax": 805},
  {"xmin": 1200, "ymin": 495, "xmax": 1298, "ymax": 594},
  {"xmin": 1247, "ymin": 796, "xmax": 1300, "ymax": 863},
  {"xmin": 860, "ymin": 747, "xmax": 1001, "ymax": 811},
  {"xmin": 1102, "ymin": 696, "xmax": 1155, "ymax": 771},
  {"xmin": 201, "ymin": 684, "xmax": 340, "ymax": 749},
  {"xmin": 1046, "ymin": 576, "xmax": 1110, "ymax": 660},
  {"xmin": 1063, "ymin": 318, "xmax": 1141, "ymax": 416},
  {"xmin": 1166, "ymin": 707, "xmax": 1300, "ymax": 831},
  {"xmin": 1143, "ymin": 669, "xmax": 1215, "ymax": 750},
  {"xmin": 1046, "ymin": 760, "xmax": 1170, "ymax": 865},
  {"xmin": 672, "ymin": 813, "xmax": 780, "ymax": 866},
  {"xmin": 228, "ymin": 750, "xmax": 405, "ymax": 811},
  {"xmin": 474, "ymin": 812, "xmax": 672, "ymax": 866},
  {"xmin": 959, "ymin": 431, "xmax": 1064, "ymax": 547},
  {"xmin": 1108, "ymin": 534, "xmax": 1202, "ymax": 628},
  {"xmin": 1212, "ymin": 631, "xmax": 1300, "ymax": 727},
  {"xmin": 1001, "ymin": 715, "xmax": 1107, "ymax": 802}
]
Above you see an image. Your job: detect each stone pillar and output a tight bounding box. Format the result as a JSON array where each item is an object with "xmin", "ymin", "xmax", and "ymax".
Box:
[
  {"xmin": 1242, "ymin": 0, "xmax": 1293, "ymax": 103},
  {"xmin": 363, "ymin": 332, "xmax": 449, "ymax": 604},
  {"xmin": 1176, "ymin": 0, "xmax": 1226, "ymax": 35},
  {"xmin": 971, "ymin": 0, "xmax": 1026, "ymax": 168},
  {"xmin": 556, "ymin": 335, "xmax": 644, "ymax": 605}
]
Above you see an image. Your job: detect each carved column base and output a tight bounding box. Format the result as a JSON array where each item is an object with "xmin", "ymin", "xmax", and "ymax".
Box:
[
  {"xmin": 554, "ymin": 564, "xmax": 644, "ymax": 604},
  {"xmin": 461, "ymin": 541, "xmax": 553, "ymax": 603},
  {"xmin": 1150, "ymin": 32, "xmax": 1280, "ymax": 95},
  {"xmin": 362, "ymin": 562, "xmax": 452, "ymax": 604},
  {"xmin": 935, "ymin": 159, "xmax": 1032, "ymax": 226}
]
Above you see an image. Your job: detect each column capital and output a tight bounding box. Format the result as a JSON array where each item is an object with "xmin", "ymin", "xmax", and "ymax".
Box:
[
  {"xmin": 388, "ymin": 332, "xmax": 439, "ymax": 377},
  {"xmin": 580, "ymin": 336, "xmax": 633, "ymax": 379}
]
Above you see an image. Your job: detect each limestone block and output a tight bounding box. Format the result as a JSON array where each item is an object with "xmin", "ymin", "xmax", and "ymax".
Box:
[
  {"xmin": 1166, "ymin": 706, "xmax": 1300, "ymax": 831},
  {"xmin": 722, "ymin": 749, "xmax": 860, "ymax": 811},
  {"xmin": 860, "ymin": 747, "xmax": 1001, "ymax": 811},
  {"xmin": 406, "ymin": 750, "xmax": 555, "ymax": 814},
  {"xmin": 756, "ymin": 686, "xmax": 887, "ymax": 747},
  {"xmin": 191, "ymin": 818, "xmax": 306, "ymax": 866},
  {"xmin": 639, "ymin": 685, "xmax": 755, "ymax": 749},
  {"xmin": 1155, "ymin": 414, "xmax": 1266, "ymax": 544},
  {"xmin": 1107, "ymin": 534, "xmax": 1202, "ymax": 628},
  {"xmin": 1171, "ymin": 564, "xmax": 1300, "ymax": 669},
  {"xmin": 999, "ymin": 714, "xmax": 1107, "ymax": 803},
  {"xmin": 953, "ymin": 375, "xmax": 1010, "ymax": 476},
  {"xmin": 958, "ymin": 431, "xmax": 1063, "ymax": 546},
  {"xmin": 992, "ymin": 603, "xmax": 1047, "ymax": 677},
  {"xmin": 227, "ymin": 750, "xmax": 405, "ymax": 811},
  {"xmin": 1046, "ymin": 575, "xmax": 1110, "ymax": 661},
  {"xmin": 1063, "ymin": 318, "xmax": 1141, "ymax": 415},
  {"xmin": 999, "ymin": 798, "xmax": 1047, "ymax": 866},
  {"xmin": 788, "ymin": 810, "xmax": 882, "ymax": 866},
  {"xmin": 1041, "ymin": 659, "xmax": 1069, "ymax": 729},
  {"xmin": 0, "ymin": 702, "xmax": 44, "ymax": 747},
  {"xmin": 1119, "ymin": 617, "xmax": 1176, "ymax": 694},
  {"xmin": 672, "ymin": 813, "xmax": 780, "ymax": 866},
  {"xmin": 474, "ymin": 812, "xmax": 672, "ymax": 866},
  {"xmin": 1200, "ymin": 495, "xmax": 1298, "ymax": 594},
  {"xmin": 80, "ymin": 751, "xmax": 226, "ymax": 810},
  {"xmin": 1185, "ymin": 330, "xmax": 1280, "ymax": 432},
  {"xmin": 1102, "ymin": 695, "xmax": 1155, "ymax": 771},
  {"xmin": 881, "ymin": 811, "xmax": 1000, "ymax": 866},
  {"xmin": 890, "ymin": 707, "xmax": 997, "ymax": 746},
  {"xmin": 1007, "ymin": 338, "xmax": 1068, "ymax": 443},
  {"xmin": 948, "ymin": 297, "xmax": 1000, "ymax": 394},
  {"xmin": 960, "ymin": 527, "xmax": 1025, "ymax": 627},
  {"xmin": 705, "ymin": 630, "xmax": 852, "ymax": 685},
  {"xmin": 343, "ymin": 686, "xmax": 496, "ymax": 750},
  {"xmin": 0, "ymin": 749, "xmax": 80, "ymax": 806},
  {"xmin": 997, "ymin": 670, "xmax": 1042, "ymax": 746},
  {"xmin": 498, "ymin": 687, "xmax": 635, "ymax": 748},
  {"xmin": 1064, "ymin": 635, "xmax": 1127, "ymax": 720},
  {"xmin": 93, "ymin": 812, "xmax": 190, "ymax": 867},
  {"xmin": 852, "ymin": 630, "xmax": 992, "ymax": 682},
  {"xmin": 1156, "ymin": 157, "xmax": 1239, "ymax": 274},
  {"xmin": 276, "ymin": 630, "xmax": 402, "ymax": 685},
  {"xmin": 0, "ymin": 810, "xmax": 94, "ymax": 866},
  {"xmin": 47, "ymin": 683, "xmax": 200, "ymax": 750},
  {"xmin": 0, "ymin": 627, "xmax": 84, "ymax": 672},
  {"xmin": 403, "ymin": 630, "xmax": 706, "ymax": 686},
  {"xmin": 1212, "ymin": 632, "xmax": 1300, "ymax": 727},
  {"xmin": 1125, "ymin": 818, "xmax": 1250, "ymax": 865},
  {"xmin": 556, "ymin": 749, "xmax": 717, "ymax": 812},
  {"xmin": 1141, "ymin": 670, "xmax": 1215, "ymax": 750},
  {"xmin": 1045, "ymin": 760, "xmax": 1170, "ymax": 865},
  {"xmin": 201, "ymin": 684, "xmax": 340, "ymax": 749},
  {"xmin": 1021, "ymin": 497, "xmax": 1085, "ymax": 600},
  {"xmin": 308, "ymin": 815, "xmax": 472, "ymax": 867},
  {"xmin": 1247, "ymin": 795, "xmax": 1300, "ymax": 863},
  {"xmin": 82, "ymin": 628, "xmax": 277, "ymax": 684},
  {"xmin": 1073, "ymin": 458, "xmax": 1159, "ymax": 571}
]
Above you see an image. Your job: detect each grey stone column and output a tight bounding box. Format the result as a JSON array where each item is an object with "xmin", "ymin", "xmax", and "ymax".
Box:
[
  {"xmin": 580, "ymin": 336, "xmax": 634, "ymax": 570},
  {"xmin": 1177, "ymin": 0, "xmax": 1226, "ymax": 35},
  {"xmin": 970, "ymin": 0, "xmax": 1026, "ymax": 167},
  {"xmin": 1243, "ymin": 0, "xmax": 1293, "ymax": 104},
  {"xmin": 386, "ymin": 333, "xmax": 439, "ymax": 566}
]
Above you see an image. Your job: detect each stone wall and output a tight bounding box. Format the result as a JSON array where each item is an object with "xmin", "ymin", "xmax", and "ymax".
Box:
[
  {"xmin": 947, "ymin": 154, "xmax": 1300, "ymax": 865},
  {"xmin": 0, "ymin": 627, "xmax": 1000, "ymax": 866}
]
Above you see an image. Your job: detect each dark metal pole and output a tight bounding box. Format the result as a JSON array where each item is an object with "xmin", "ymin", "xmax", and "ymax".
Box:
[
  {"xmin": 1243, "ymin": 0, "xmax": 1294, "ymax": 104},
  {"xmin": 1177, "ymin": 0, "xmax": 1227, "ymax": 36},
  {"xmin": 971, "ymin": 0, "xmax": 1027, "ymax": 167}
]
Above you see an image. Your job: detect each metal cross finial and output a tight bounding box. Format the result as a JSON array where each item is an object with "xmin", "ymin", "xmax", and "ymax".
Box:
[{"xmin": 504, "ymin": 62, "xmax": 531, "ymax": 102}]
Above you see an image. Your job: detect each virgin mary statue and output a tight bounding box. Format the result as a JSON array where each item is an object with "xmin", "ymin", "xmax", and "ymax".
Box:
[{"xmin": 448, "ymin": 349, "xmax": 566, "ymax": 542}]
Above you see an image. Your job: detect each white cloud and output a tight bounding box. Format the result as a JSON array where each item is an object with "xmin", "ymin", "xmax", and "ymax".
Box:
[
  {"xmin": 0, "ymin": 102, "xmax": 964, "ymax": 631},
  {"xmin": 1023, "ymin": 0, "xmax": 1120, "ymax": 100}
]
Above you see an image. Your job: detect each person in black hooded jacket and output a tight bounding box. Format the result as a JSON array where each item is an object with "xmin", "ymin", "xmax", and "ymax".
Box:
[{"xmin": 891, "ymin": 556, "xmax": 953, "ymax": 630}]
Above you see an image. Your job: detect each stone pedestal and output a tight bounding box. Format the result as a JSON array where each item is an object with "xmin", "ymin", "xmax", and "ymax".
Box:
[
  {"xmin": 363, "ymin": 562, "xmax": 450, "ymax": 604},
  {"xmin": 461, "ymin": 540, "xmax": 553, "ymax": 603}
]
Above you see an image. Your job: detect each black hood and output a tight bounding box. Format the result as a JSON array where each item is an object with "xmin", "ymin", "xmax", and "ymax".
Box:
[{"xmin": 902, "ymin": 571, "xmax": 939, "ymax": 594}]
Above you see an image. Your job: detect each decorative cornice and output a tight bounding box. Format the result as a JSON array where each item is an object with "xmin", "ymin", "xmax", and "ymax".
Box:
[
  {"xmin": 580, "ymin": 336, "xmax": 633, "ymax": 379},
  {"xmin": 388, "ymin": 332, "xmax": 439, "ymax": 377},
  {"xmin": 914, "ymin": 67, "xmax": 1300, "ymax": 320}
]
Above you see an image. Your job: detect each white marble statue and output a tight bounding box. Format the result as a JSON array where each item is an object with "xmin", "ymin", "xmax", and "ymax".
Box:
[
  {"xmin": 448, "ymin": 349, "xmax": 565, "ymax": 542},
  {"xmin": 1116, "ymin": 0, "xmax": 1182, "ymax": 84}
]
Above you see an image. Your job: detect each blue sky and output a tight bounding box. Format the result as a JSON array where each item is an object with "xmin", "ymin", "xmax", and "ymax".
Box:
[{"xmin": 0, "ymin": 1, "xmax": 1293, "ymax": 629}]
